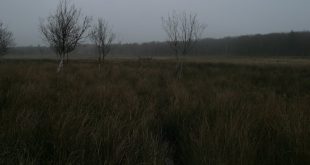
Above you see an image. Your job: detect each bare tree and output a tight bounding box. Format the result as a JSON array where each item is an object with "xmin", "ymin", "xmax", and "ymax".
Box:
[
  {"xmin": 162, "ymin": 11, "xmax": 205, "ymax": 79},
  {"xmin": 40, "ymin": 0, "xmax": 91, "ymax": 72},
  {"xmin": 90, "ymin": 18, "xmax": 115, "ymax": 71},
  {"xmin": 0, "ymin": 21, "xmax": 14, "ymax": 56}
]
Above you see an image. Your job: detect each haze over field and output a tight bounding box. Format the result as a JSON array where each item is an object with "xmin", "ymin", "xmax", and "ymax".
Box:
[
  {"xmin": 1, "ymin": 0, "xmax": 310, "ymax": 46},
  {"xmin": 1, "ymin": 1, "xmax": 310, "ymax": 164}
]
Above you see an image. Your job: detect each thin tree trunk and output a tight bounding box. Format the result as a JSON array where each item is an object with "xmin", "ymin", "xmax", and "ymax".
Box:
[
  {"xmin": 57, "ymin": 55, "xmax": 64, "ymax": 73},
  {"xmin": 98, "ymin": 55, "xmax": 101, "ymax": 72}
]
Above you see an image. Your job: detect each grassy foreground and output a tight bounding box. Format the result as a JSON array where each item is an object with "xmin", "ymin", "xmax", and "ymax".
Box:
[{"xmin": 0, "ymin": 59, "xmax": 309, "ymax": 164}]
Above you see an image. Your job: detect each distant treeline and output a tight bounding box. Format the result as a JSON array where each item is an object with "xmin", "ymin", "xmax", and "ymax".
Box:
[
  {"xmin": 196, "ymin": 31, "xmax": 310, "ymax": 56},
  {"xmin": 9, "ymin": 31, "xmax": 310, "ymax": 57}
]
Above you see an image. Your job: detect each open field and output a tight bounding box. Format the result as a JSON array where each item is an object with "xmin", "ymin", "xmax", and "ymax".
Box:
[
  {"xmin": 183, "ymin": 56, "xmax": 310, "ymax": 66},
  {"xmin": 4, "ymin": 53, "xmax": 310, "ymax": 66},
  {"xmin": 0, "ymin": 59, "xmax": 310, "ymax": 164}
]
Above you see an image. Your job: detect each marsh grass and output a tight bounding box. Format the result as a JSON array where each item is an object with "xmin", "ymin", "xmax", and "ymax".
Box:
[{"xmin": 0, "ymin": 59, "xmax": 309, "ymax": 164}]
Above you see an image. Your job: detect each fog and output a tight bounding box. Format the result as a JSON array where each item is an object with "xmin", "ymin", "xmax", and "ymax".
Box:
[{"xmin": 1, "ymin": 0, "xmax": 310, "ymax": 46}]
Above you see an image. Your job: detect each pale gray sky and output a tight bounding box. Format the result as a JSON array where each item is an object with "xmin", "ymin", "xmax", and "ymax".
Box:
[{"xmin": 1, "ymin": 0, "xmax": 310, "ymax": 46}]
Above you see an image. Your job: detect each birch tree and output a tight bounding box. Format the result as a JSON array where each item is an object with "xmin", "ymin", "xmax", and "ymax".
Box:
[
  {"xmin": 40, "ymin": 0, "xmax": 91, "ymax": 72},
  {"xmin": 162, "ymin": 11, "xmax": 205, "ymax": 79},
  {"xmin": 90, "ymin": 18, "xmax": 115, "ymax": 71}
]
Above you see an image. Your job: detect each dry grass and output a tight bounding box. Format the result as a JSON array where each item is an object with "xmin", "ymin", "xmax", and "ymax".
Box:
[
  {"xmin": 0, "ymin": 59, "xmax": 309, "ymax": 164},
  {"xmin": 183, "ymin": 55, "xmax": 310, "ymax": 66}
]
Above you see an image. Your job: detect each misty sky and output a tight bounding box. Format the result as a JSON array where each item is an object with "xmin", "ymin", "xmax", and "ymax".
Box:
[{"xmin": 1, "ymin": 0, "xmax": 310, "ymax": 46}]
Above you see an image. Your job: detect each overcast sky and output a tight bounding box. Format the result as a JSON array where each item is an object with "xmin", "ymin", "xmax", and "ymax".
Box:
[{"xmin": 1, "ymin": 0, "xmax": 310, "ymax": 46}]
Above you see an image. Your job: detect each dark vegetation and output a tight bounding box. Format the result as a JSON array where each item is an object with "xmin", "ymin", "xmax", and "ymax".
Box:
[
  {"xmin": 7, "ymin": 31, "xmax": 310, "ymax": 58},
  {"xmin": 197, "ymin": 31, "xmax": 310, "ymax": 56},
  {"xmin": 0, "ymin": 21, "xmax": 14, "ymax": 56},
  {"xmin": 0, "ymin": 60, "xmax": 309, "ymax": 164}
]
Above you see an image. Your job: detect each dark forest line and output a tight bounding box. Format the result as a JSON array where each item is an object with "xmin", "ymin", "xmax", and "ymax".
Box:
[{"xmin": 9, "ymin": 31, "xmax": 310, "ymax": 57}]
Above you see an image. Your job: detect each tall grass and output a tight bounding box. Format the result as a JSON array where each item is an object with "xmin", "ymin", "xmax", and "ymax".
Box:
[{"xmin": 0, "ymin": 60, "xmax": 309, "ymax": 164}]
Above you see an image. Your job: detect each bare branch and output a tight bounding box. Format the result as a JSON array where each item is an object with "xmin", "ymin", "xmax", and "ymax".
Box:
[
  {"xmin": 162, "ymin": 11, "xmax": 205, "ymax": 78},
  {"xmin": 162, "ymin": 11, "xmax": 205, "ymax": 56},
  {"xmin": 90, "ymin": 18, "xmax": 115, "ymax": 71},
  {"xmin": 40, "ymin": 0, "xmax": 91, "ymax": 71}
]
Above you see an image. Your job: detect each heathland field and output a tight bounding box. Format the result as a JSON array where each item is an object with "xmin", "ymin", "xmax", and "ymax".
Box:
[{"xmin": 0, "ymin": 59, "xmax": 309, "ymax": 164}]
